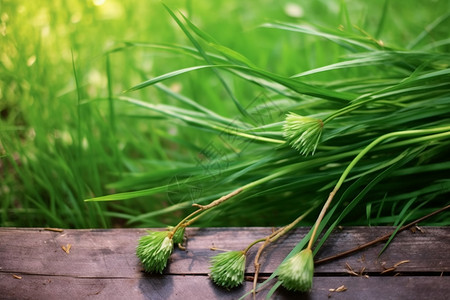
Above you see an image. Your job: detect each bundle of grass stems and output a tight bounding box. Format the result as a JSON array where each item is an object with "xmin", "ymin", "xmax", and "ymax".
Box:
[{"xmin": 87, "ymin": 6, "xmax": 450, "ymax": 296}]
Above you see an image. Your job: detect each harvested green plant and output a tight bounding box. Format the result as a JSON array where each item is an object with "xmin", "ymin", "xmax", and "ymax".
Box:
[
  {"xmin": 210, "ymin": 250, "xmax": 246, "ymax": 289},
  {"xmin": 86, "ymin": 3, "xmax": 450, "ymax": 293}
]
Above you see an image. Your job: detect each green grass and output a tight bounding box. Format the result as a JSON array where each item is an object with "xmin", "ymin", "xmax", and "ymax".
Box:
[{"xmin": 1, "ymin": 0, "xmax": 449, "ymax": 230}]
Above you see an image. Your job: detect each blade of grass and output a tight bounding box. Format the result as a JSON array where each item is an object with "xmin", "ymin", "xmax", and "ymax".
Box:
[
  {"xmin": 407, "ymin": 12, "xmax": 450, "ymax": 49},
  {"xmin": 162, "ymin": 4, "xmax": 250, "ymax": 117},
  {"xmin": 374, "ymin": 0, "xmax": 390, "ymax": 39}
]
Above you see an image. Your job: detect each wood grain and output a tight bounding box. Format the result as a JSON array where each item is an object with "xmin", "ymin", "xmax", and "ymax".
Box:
[
  {"xmin": 0, "ymin": 227, "xmax": 448, "ymax": 299},
  {"xmin": 0, "ymin": 274, "xmax": 448, "ymax": 300}
]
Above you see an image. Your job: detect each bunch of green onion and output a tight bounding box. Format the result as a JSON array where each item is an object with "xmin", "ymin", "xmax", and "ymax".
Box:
[{"xmin": 87, "ymin": 6, "xmax": 450, "ymax": 296}]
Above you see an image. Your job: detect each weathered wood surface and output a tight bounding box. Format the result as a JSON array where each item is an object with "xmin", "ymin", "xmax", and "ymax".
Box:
[{"xmin": 0, "ymin": 227, "xmax": 448, "ymax": 299}]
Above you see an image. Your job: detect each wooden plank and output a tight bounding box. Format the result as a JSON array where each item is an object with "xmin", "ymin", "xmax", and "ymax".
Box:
[
  {"xmin": 0, "ymin": 227, "xmax": 448, "ymax": 299},
  {"xmin": 0, "ymin": 274, "xmax": 448, "ymax": 300},
  {"xmin": 0, "ymin": 227, "xmax": 448, "ymax": 275}
]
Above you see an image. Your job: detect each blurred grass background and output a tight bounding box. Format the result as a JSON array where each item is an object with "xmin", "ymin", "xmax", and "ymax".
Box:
[{"xmin": 1, "ymin": 0, "xmax": 449, "ymax": 228}]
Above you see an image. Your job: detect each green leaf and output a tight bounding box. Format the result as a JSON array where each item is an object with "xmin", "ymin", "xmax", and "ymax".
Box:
[{"xmin": 84, "ymin": 186, "xmax": 167, "ymax": 202}]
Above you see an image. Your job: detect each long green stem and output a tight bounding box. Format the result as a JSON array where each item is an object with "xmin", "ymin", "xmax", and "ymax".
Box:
[
  {"xmin": 322, "ymin": 88, "xmax": 416, "ymax": 125},
  {"xmin": 168, "ymin": 188, "xmax": 243, "ymax": 239},
  {"xmin": 168, "ymin": 175, "xmax": 274, "ymax": 238},
  {"xmin": 243, "ymin": 206, "xmax": 315, "ymax": 255},
  {"xmin": 270, "ymin": 206, "xmax": 316, "ymax": 243},
  {"xmin": 119, "ymin": 96, "xmax": 285, "ymax": 144},
  {"xmin": 219, "ymin": 127, "xmax": 285, "ymax": 144},
  {"xmin": 168, "ymin": 209, "xmax": 203, "ymax": 239},
  {"xmin": 307, "ymin": 126, "xmax": 450, "ymax": 250},
  {"xmin": 323, "ymin": 97, "xmax": 375, "ymax": 124},
  {"xmin": 243, "ymin": 238, "xmax": 267, "ymax": 255},
  {"xmin": 171, "ymin": 170, "xmax": 293, "ymax": 233}
]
